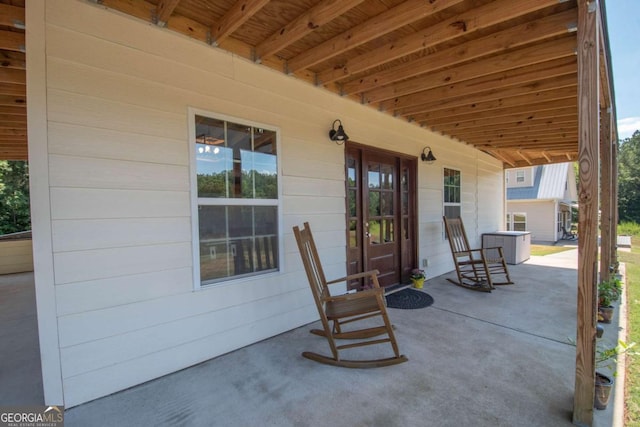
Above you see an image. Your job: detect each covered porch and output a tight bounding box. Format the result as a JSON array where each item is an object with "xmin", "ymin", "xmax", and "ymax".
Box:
[
  {"xmin": 33, "ymin": 249, "xmax": 620, "ymax": 426},
  {"xmin": 0, "ymin": 1, "xmax": 620, "ymax": 424},
  {"xmin": 2, "ymin": 245, "xmax": 625, "ymax": 426}
]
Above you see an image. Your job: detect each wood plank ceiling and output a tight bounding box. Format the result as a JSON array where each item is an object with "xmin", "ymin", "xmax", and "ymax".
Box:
[
  {"xmin": 0, "ymin": 0, "xmax": 26, "ymax": 160},
  {"xmin": 0, "ymin": 0, "xmax": 615, "ymax": 168}
]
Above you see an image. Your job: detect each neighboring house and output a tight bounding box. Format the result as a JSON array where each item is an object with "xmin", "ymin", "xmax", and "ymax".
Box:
[
  {"xmin": 27, "ymin": 1, "xmax": 506, "ymax": 407},
  {"xmin": 506, "ymin": 163, "xmax": 578, "ymax": 243}
]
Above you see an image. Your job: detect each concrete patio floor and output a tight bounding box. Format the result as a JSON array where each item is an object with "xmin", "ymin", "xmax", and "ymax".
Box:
[{"xmin": 1, "ymin": 247, "xmax": 624, "ymax": 426}]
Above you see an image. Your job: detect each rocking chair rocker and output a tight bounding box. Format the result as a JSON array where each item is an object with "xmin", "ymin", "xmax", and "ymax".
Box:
[
  {"xmin": 443, "ymin": 216, "xmax": 513, "ymax": 292},
  {"xmin": 293, "ymin": 222, "xmax": 407, "ymax": 368}
]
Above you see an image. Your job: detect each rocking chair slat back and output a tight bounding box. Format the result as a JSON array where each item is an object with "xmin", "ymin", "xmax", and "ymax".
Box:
[
  {"xmin": 293, "ymin": 222, "xmax": 408, "ymax": 368},
  {"xmin": 442, "ymin": 216, "xmax": 513, "ymax": 292}
]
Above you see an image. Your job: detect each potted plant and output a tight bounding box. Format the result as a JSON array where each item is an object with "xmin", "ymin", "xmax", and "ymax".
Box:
[
  {"xmin": 594, "ymin": 341, "xmax": 636, "ymax": 410},
  {"xmin": 597, "ymin": 277, "xmax": 622, "ymax": 324},
  {"xmin": 410, "ymin": 268, "xmax": 426, "ymax": 289}
]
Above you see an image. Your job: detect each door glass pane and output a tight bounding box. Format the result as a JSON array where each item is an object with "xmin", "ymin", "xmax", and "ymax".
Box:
[
  {"xmin": 349, "ymin": 190, "xmax": 357, "ymax": 217},
  {"xmin": 403, "ymin": 218, "xmax": 409, "ymax": 239},
  {"xmin": 402, "ymin": 193, "xmax": 408, "ymax": 215},
  {"xmin": 369, "ymin": 191, "xmax": 380, "ymax": 216},
  {"xmin": 401, "ymin": 168, "xmax": 408, "ymax": 192},
  {"xmin": 381, "ymin": 219, "xmax": 394, "ymax": 243},
  {"xmin": 347, "ymin": 157, "xmax": 356, "ymax": 187},
  {"xmin": 368, "ymin": 164, "xmax": 380, "ymax": 189},
  {"xmin": 349, "ymin": 220, "xmax": 358, "ymax": 247},
  {"xmin": 381, "ymin": 164, "xmax": 393, "ymax": 189},
  {"xmin": 369, "ymin": 220, "xmax": 380, "ymax": 244},
  {"xmin": 381, "ymin": 192, "xmax": 393, "ymax": 216}
]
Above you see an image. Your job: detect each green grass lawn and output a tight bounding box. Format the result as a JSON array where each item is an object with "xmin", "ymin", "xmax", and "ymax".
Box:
[
  {"xmin": 619, "ymin": 222, "xmax": 640, "ymax": 424},
  {"xmin": 529, "ymin": 244, "xmax": 575, "ymax": 256}
]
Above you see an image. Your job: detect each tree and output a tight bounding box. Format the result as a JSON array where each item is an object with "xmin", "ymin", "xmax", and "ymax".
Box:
[
  {"xmin": 618, "ymin": 130, "xmax": 640, "ymax": 222},
  {"xmin": 0, "ymin": 161, "xmax": 30, "ymax": 234}
]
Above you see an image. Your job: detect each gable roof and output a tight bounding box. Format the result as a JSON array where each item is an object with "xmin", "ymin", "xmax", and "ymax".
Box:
[{"xmin": 507, "ymin": 162, "xmax": 570, "ymax": 201}]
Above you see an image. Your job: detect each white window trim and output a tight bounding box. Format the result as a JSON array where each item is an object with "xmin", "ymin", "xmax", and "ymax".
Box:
[
  {"xmin": 442, "ymin": 166, "xmax": 462, "ymax": 239},
  {"xmin": 443, "ymin": 166, "xmax": 462, "ymax": 215},
  {"xmin": 188, "ymin": 107, "xmax": 283, "ymax": 290},
  {"xmin": 507, "ymin": 212, "xmax": 527, "ymax": 232}
]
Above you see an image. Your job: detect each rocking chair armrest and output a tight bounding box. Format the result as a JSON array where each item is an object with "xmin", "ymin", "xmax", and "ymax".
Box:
[
  {"xmin": 481, "ymin": 246, "xmax": 505, "ymax": 253},
  {"xmin": 324, "ymin": 287, "xmax": 383, "ymax": 303},
  {"xmin": 326, "ymin": 270, "xmax": 381, "ymax": 285}
]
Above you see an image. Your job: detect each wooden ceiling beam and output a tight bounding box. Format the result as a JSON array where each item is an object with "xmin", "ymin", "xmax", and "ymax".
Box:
[
  {"xmin": 0, "ymin": 83, "xmax": 26, "ymax": 96},
  {"xmin": 414, "ymin": 86, "xmax": 576, "ymax": 123},
  {"xmin": 434, "ymin": 113, "xmax": 577, "ymax": 133},
  {"xmin": 470, "ymin": 138, "xmax": 578, "ymax": 149},
  {"xmin": 0, "ymin": 105, "xmax": 26, "ymax": 115},
  {"xmin": 255, "ymin": 0, "xmax": 364, "ymax": 61},
  {"xmin": 392, "ymin": 73, "xmax": 577, "ymax": 115},
  {"xmin": 0, "ymin": 128, "xmax": 27, "ymax": 136},
  {"xmin": 0, "ymin": 29, "xmax": 24, "ymax": 53},
  {"xmin": 452, "ymin": 126, "xmax": 578, "ymax": 141},
  {"xmin": 154, "ymin": 0, "xmax": 181, "ymax": 27},
  {"xmin": 485, "ymin": 149, "xmax": 516, "ymax": 167},
  {"xmin": 507, "ymin": 154, "xmax": 578, "ymax": 168},
  {"xmin": 366, "ymin": 51, "xmax": 576, "ymax": 104},
  {"xmin": 211, "ymin": 0, "xmax": 272, "ymax": 47},
  {"xmin": 0, "ymin": 94, "xmax": 25, "ymax": 107},
  {"xmin": 0, "ymin": 3, "xmax": 24, "ymax": 29},
  {"xmin": 440, "ymin": 124, "xmax": 578, "ymax": 141},
  {"xmin": 420, "ymin": 99, "xmax": 577, "ymax": 127},
  {"xmin": 340, "ymin": 9, "xmax": 577, "ymax": 94},
  {"xmin": 286, "ymin": 0, "xmax": 463, "ymax": 73},
  {"xmin": 0, "ymin": 50, "xmax": 26, "ymax": 70},
  {"xmin": 320, "ymin": 0, "xmax": 567, "ymax": 85},
  {"xmin": 0, "ymin": 68, "xmax": 25, "ymax": 85}
]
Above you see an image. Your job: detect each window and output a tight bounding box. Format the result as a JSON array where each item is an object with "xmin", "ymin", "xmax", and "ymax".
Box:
[
  {"xmin": 557, "ymin": 212, "xmax": 563, "ymax": 233},
  {"xmin": 443, "ymin": 168, "xmax": 461, "ymax": 219},
  {"xmin": 191, "ymin": 112, "xmax": 279, "ymax": 287},
  {"xmin": 516, "ymin": 170, "xmax": 525, "ymax": 183},
  {"xmin": 506, "ymin": 212, "xmax": 527, "ymax": 231}
]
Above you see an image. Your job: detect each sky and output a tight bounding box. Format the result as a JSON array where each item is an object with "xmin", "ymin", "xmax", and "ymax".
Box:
[{"xmin": 606, "ymin": 1, "xmax": 640, "ymax": 140}]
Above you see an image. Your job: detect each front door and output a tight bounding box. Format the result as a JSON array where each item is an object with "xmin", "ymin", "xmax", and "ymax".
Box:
[{"xmin": 346, "ymin": 144, "xmax": 417, "ymax": 289}]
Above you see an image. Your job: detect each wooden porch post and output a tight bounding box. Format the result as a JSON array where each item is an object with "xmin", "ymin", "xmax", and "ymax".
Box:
[
  {"xmin": 612, "ymin": 140, "xmax": 619, "ymax": 265},
  {"xmin": 573, "ymin": 0, "xmax": 600, "ymax": 425},
  {"xmin": 599, "ymin": 107, "xmax": 612, "ymax": 282}
]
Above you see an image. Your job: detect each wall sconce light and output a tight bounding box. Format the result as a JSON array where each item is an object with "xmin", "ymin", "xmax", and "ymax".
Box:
[
  {"xmin": 328, "ymin": 119, "xmax": 349, "ymax": 144},
  {"xmin": 421, "ymin": 146, "xmax": 436, "ymax": 163}
]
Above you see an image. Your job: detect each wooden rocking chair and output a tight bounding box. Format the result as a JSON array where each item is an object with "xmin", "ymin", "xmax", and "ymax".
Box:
[
  {"xmin": 443, "ymin": 216, "xmax": 513, "ymax": 292},
  {"xmin": 293, "ymin": 222, "xmax": 407, "ymax": 368}
]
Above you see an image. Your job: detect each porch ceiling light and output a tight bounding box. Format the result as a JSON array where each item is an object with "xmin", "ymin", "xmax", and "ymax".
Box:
[
  {"xmin": 328, "ymin": 119, "xmax": 349, "ymax": 144},
  {"xmin": 421, "ymin": 146, "xmax": 436, "ymax": 163}
]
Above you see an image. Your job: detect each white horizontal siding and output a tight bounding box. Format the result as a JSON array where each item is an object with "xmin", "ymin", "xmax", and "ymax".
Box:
[
  {"xmin": 49, "ymin": 154, "xmax": 189, "ymax": 191},
  {"xmin": 52, "ymin": 217, "xmax": 191, "ymax": 252},
  {"xmin": 62, "ymin": 305, "xmax": 315, "ymax": 407},
  {"xmin": 507, "ymin": 201, "xmax": 555, "ymax": 242},
  {"xmin": 53, "ymin": 243, "xmax": 193, "ymax": 285},
  {"xmin": 50, "ymin": 188, "xmax": 190, "ymax": 220},
  {"xmin": 38, "ymin": 0, "xmax": 505, "ymax": 408},
  {"xmin": 55, "ymin": 267, "xmax": 193, "ymax": 316}
]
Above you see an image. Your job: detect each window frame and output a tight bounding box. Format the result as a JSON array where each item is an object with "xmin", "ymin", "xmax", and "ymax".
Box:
[
  {"xmin": 443, "ymin": 167, "xmax": 462, "ymax": 220},
  {"xmin": 516, "ymin": 170, "xmax": 525, "ymax": 183},
  {"xmin": 188, "ymin": 108, "xmax": 283, "ymax": 290}
]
